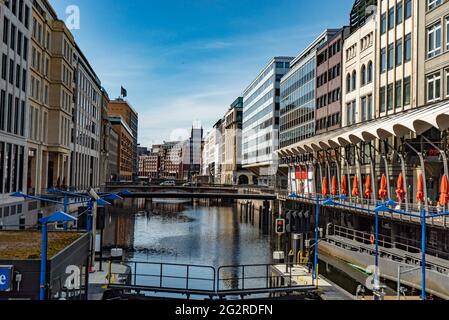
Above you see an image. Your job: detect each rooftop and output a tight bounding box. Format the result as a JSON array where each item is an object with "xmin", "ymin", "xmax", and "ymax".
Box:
[{"xmin": 0, "ymin": 231, "xmax": 83, "ymax": 260}]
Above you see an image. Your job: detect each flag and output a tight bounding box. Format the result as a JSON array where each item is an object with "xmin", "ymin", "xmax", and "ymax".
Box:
[{"xmin": 121, "ymin": 86, "xmax": 127, "ymax": 98}]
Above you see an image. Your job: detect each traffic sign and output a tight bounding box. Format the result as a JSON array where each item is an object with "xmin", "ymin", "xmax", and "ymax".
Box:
[{"xmin": 0, "ymin": 266, "xmax": 13, "ymax": 292}]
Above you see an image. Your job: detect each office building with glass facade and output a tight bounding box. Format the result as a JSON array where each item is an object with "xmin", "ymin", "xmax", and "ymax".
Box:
[{"xmin": 242, "ymin": 57, "xmax": 293, "ymax": 187}]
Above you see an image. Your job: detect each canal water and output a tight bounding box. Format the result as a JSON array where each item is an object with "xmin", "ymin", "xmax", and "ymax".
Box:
[{"xmin": 103, "ymin": 200, "xmax": 397, "ymax": 298}]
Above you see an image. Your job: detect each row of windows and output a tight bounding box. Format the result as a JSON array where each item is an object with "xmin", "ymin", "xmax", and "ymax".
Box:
[
  {"xmin": 345, "ymin": 95, "xmax": 373, "ymax": 126},
  {"xmin": 380, "ymin": 0, "xmax": 412, "ymax": 34},
  {"xmin": 0, "ymin": 142, "xmax": 25, "ymax": 194},
  {"xmin": 1, "ymin": 54, "xmax": 27, "ymax": 92},
  {"xmin": 380, "ymin": 34, "xmax": 412, "ymax": 73},
  {"xmin": 317, "ymin": 40, "xmax": 342, "ymax": 66},
  {"xmin": 2, "ymin": 17, "xmax": 29, "ymax": 60},
  {"xmin": 317, "ymin": 64, "xmax": 341, "ymax": 88},
  {"xmin": 0, "ymin": 90, "xmax": 25, "ymax": 136},
  {"xmin": 4, "ymin": 0, "xmax": 31, "ymax": 29},
  {"xmin": 316, "ymin": 112, "xmax": 340, "ymax": 131},
  {"xmin": 346, "ymin": 61, "xmax": 374, "ymax": 93},
  {"xmin": 379, "ymin": 77, "xmax": 411, "ymax": 112},
  {"xmin": 32, "ymin": 16, "xmax": 51, "ymax": 50},
  {"xmin": 317, "ymin": 88, "xmax": 341, "ymax": 109}
]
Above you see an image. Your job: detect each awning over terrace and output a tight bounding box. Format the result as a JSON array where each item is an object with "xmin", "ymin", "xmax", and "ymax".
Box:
[{"xmin": 278, "ymin": 101, "xmax": 449, "ymax": 157}]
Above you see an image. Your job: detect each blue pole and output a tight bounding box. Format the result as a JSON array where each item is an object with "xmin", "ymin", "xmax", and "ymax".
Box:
[
  {"xmin": 40, "ymin": 222, "xmax": 48, "ymax": 300},
  {"xmin": 374, "ymin": 209, "xmax": 380, "ymax": 295},
  {"xmin": 421, "ymin": 208, "xmax": 426, "ymax": 301},
  {"xmin": 313, "ymin": 194, "xmax": 319, "ymax": 282},
  {"xmin": 63, "ymin": 195, "xmax": 68, "ymax": 231}
]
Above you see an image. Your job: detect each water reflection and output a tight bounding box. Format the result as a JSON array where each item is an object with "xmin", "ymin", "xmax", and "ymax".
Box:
[{"xmin": 104, "ymin": 199, "xmax": 275, "ymax": 268}]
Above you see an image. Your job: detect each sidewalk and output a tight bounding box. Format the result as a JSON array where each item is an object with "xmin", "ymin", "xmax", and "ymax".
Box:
[{"xmin": 88, "ymin": 261, "xmax": 130, "ymax": 300}]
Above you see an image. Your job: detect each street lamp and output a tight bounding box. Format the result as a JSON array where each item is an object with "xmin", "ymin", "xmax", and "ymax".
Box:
[{"xmin": 39, "ymin": 211, "xmax": 77, "ymax": 300}]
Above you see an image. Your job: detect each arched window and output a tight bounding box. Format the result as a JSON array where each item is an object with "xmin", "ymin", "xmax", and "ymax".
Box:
[
  {"xmin": 367, "ymin": 61, "xmax": 373, "ymax": 83},
  {"xmin": 361, "ymin": 65, "xmax": 366, "ymax": 86},
  {"xmin": 352, "ymin": 70, "xmax": 357, "ymax": 91},
  {"xmin": 346, "ymin": 74, "xmax": 351, "ymax": 93}
]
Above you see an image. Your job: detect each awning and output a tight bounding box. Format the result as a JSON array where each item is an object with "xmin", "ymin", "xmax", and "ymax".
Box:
[{"xmin": 278, "ymin": 101, "xmax": 449, "ymax": 156}]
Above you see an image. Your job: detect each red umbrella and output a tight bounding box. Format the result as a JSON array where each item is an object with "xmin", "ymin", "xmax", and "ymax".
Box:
[
  {"xmin": 321, "ymin": 177, "xmax": 329, "ymax": 196},
  {"xmin": 331, "ymin": 176, "xmax": 338, "ymax": 196},
  {"xmin": 439, "ymin": 175, "xmax": 449, "ymax": 206},
  {"xmin": 416, "ymin": 174, "xmax": 424, "ymax": 204},
  {"xmin": 396, "ymin": 174, "xmax": 406, "ymax": 203},
  {"xmin": 352, "ymin": 176, "xmax": 359, "ymax": 197},
  {"xmin": 364, "ymin": 175, "xmax": 372, "ymax": 199},
  {"xmin": 378, "ymin": 174, "xmax": 388, "ymax": 200},
  {"xmin": 341, "ymin": 175, "xmax": 348, "ymax": 197}
]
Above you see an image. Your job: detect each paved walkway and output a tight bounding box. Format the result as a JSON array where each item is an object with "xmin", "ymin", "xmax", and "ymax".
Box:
[
  {"xmin": 88, "ymin": 261, "xmax": 130, "ymax": 300},
  {"xmin": 272, "ymin": 264, "xmax": 354, "ymax": 300}
]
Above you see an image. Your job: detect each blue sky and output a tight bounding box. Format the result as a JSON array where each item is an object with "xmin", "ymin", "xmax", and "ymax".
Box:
[{"xmin": 49, "ymin": 0, "xmax": 354, "ymax": 147}]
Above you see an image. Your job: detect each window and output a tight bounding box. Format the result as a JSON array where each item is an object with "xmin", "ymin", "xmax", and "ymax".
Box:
[
  {"xmin": 0, "ymin": 90, "xmax": 5, "ymax": 131},
  {"xmin": 388, "ymin": 8, "xmax": 395, "ymax": 30},
  {"xmin": 10, "ymin": 25, "xmax": 16, "ymax": 51},
  {"xmin": 352, "ymin": 70, "xmax": 357, "ymax": 91},
  {"xmin": 380, "ymin": 48, "xmax": 386, "ymax": 73},
  {"xmin": 396, "ymin": 1, "xmax": 403, "ymax": 25},
  {"xmin": 3, "ymin": 18, "xmax": 9, "ymax": 45},
  {"xmin": 9, "ymin": 59, "xmax": 14, "ymax": 84},
  {"xmin": 1, "ymin": 54, "xmax": 6, "ymax": 80},
  {"xmin": 427, "ymin": 73, "xmax": 441, "ymax": 103},
  {"xmin": 395, "ymin": 80, "xmax": 402, "ymax": 109},
  {"xmin": 367, "ymin": 61, "xmax": 373, "ymax": 83},
  {"xmin": 388, "ymin": 43, "xmax": 394, "ymax": 70},
  {"xmin": 427, "ymin": 22, "xmax": 442, "ymax": 58},
  {"xmin": 405, "ymin": 0, "xmax": 412, "ymax": 19},
  {"xmin": 396, "ymin": 39, "xmax": 402, "ymax": 66},
  {"xmin": 447, "ymin": 69, "xmax": 449, "ymax": 98},
  {"xmin": 346, "ymin": 74, "xmax": 351, "ymax": 93},
  {"xmin": 428, "ymin": 0, "xmax": 442, "ymax": 10},
  {"xmin": 404, "ymin": 33, "xmax": 411, "ymax": 62},
  {"xmin": 403, "ymin": 76, "xmax": 411, "ymax": 106},
  {"xmin": 447, "ymin": 18, "xmax": 449, "ymax": 50},
  {"xmin": 361, "ymin": 96, "xmax": 367, "ymax": 122},
  {"xmin": 381, "ymin": 13, "xmax": 387, "ymax": 34},
  {"xmin": 387, "ymin": 84, "xmax": 394, "ymax": 111},
  {"xmin": 361, "ymin": 65, "xmax": 366, "ymax": 86},
  {"xmin": 380, "ymin": 86, "xmax": 386, "ymax": 113}
]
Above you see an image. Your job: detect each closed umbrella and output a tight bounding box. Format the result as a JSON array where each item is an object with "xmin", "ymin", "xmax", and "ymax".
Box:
[
  {"xmin": 341, "ymin": 175, "xmax": 348, "ymax": 197},
  {"xmin": 364, "ymin": 175, "xmax": 372, "ymax": 199},
  {"xmin": 396, "ymin": 174, "xmax": 406, "ymax": 203},
  {"xmin": 322, "ymin": 177, "xmax": 329, "ymax": 196},
  {"xmin": 352, "ymin": 176, "xmax": 359, "ymax": 197},
  {"xmin": 416, "ymin": 174, "xmax": 424, "ymax": 204},
  {"xmin": 378, "ymin": 174, "xmax": 388, "ymax": 200},
  {"xmin": 439, "ymin": 175, "xmax": 449, "ymax": 206},
  {"xmin": 331, "ymin": 176, "xmax": 338, "ymax": 196}
]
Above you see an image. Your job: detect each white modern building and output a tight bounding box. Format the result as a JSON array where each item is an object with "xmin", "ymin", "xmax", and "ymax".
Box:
[
  {"xmin": 70, "ymin": 44, "xmax": 102, "ymax": 191},
  {"xmin": 0, "ymin": 0, "xmax": 32, "ymax": 226},
  {"xmin": 242, "ymin": 57, "xmax": 293, "ymax": 187}
]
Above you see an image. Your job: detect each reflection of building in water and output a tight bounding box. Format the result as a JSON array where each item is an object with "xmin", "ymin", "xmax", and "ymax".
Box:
[
  {"xmin": 146, "ymin": 200, "xmax": 187, "ymax": 214},
  {"xmin": 102, "ymin": 207, "xmax": 135, "ymax": 249}
]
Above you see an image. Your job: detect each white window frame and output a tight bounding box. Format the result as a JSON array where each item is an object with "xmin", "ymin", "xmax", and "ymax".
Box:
[
  {"xmin": 427, "ymin": 22, "xmax": 442, "ymax": 58},
  {"xmin": 428, "ymin": 0, "xmax": 442, "ymax": 11},
  {"xmin": 427, "ymin": 73, "xmax": 441, "ymax": 103},
  {"xmin": 446, "ymin": 69, "xmax": 449, "ymax": 98}
]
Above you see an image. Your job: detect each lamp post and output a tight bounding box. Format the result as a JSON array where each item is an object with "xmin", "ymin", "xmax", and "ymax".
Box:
[{"xmin": 39, "ymin": 211, "xmax": 77, "ymax": 300}]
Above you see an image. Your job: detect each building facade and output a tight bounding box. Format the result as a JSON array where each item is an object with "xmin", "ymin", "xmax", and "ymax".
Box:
[
  {"xmin": 108, "ymin": 125, "xmax": 118, "ymax": 182},
  {"xmin": 70, "ymin": 44, "xmax": 102, "ymax": 191},
  {"xmin": 138, "ymin": 152, "xmax": 159, "ymax": 179},
  {"xmin": 182, "ymin": 126, "xmax": 203, "ymax": 181},
  {"xmin": 99, "ymin": 88, "xmax": 111, "ymax": 188},
  {"xmin": 108, "ymin": 98, "xmax": 138, "ymax": 180},
  {"xmin": 242, "ymin": 57, "xmax": 293, "ymax": 187},
  {"xmin": 27, "ymin": 0, "xmax": 55, "ymax": 195},
  {"xmin": 109, "ymin": 116, "xmax": 133, "ymax": 182},
  {"xmin": 0, "ymin": 0, "xmax": 31, "ymax": 223},
  {"xmin": 417, "ymin": 0, "xmax": 449, "ymax": 108},
  {"xmin": 316, "ymin": 28, "xmax": 350, "ymax": 134},
  {"xmin": 160, "ymin": 141, "xmax": 183, "ymax": 180},
  {"xmin": 280, "ymin": 30, "xmax": 339, "ymax": 149}
]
